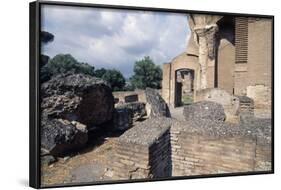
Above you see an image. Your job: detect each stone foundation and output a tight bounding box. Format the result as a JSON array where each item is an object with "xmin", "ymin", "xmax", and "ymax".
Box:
[{"xmin": 109, "ymin": 117, "xmax": 271, "ymax": 179}]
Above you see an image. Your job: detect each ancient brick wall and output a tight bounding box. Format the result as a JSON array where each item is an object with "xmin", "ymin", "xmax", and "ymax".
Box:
[
  {"xmin": 109, "ymin": 117, "xmax": 271, "ymax": 180},
  {"xmin": 111, "ymin": 141, "xmax": 151, "ymax": 180},
  {"xmin": 234, "ymin": 17, "xmax": 272, "ymax": 95},
  {"xmin": 246, "ymin": 85, "xmax": 272, "ymax": 118},
  {"xmin": 170, "ymin": 124, "xmax": 271, "ymax": 176},
  {"xmin": 247, "ymin": 18, "xmax": 272, "ymax": 89},
  {"xmin": 110, "ymin": 118, "xmax": 172, "ymax": 180},
  {"xmin": 162, "ymin": 53, "xmax": 199, "ymax": 107},
  {"xmin": 255, "ymin": 138, "xmax": 272, "ymax": 170}
]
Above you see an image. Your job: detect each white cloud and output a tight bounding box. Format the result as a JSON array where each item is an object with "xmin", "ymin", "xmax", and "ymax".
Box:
[{"xmin": 41, "ymin": 5, "xmax": 190, "ymax": 77}]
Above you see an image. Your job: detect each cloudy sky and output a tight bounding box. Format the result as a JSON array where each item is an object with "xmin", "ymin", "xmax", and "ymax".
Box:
[{"xmin": 41, "ymin": 5, "xmax": 190, "ymax": 77}]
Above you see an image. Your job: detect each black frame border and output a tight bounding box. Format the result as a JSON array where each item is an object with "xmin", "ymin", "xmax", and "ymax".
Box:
[{"xmin": 29, "ymin": 0, "xmax": 274, "ymax": 189}]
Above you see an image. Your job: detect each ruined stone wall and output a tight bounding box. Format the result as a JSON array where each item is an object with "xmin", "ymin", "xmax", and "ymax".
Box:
[
  {"xmin": 233, "ymin": 18, "xmax": 272, "ymax": 116},
  {"xmin": 195, "ymin": 88, "xmax": 240, "ymax": 123},
  {"xmin": 162, "ymin": 53, "xmax": 199, "ymax": 107},
  {"xmin": 110, "ymin": 117, "xmax": 271, "ymax": 180},
  {"xmin": 113, "ymin": 90, "xmax": 146, "ymax": 104},
  {"xmin": 110, "ymin": 141, "xmax": 151, "ymax": 180},
  {"xmin": 110, "ymin": 118, "xmax": 171, "ymax": 180},
  {"xmin": 246, "ymin": 85, "xmax": 272, "ymax": 117},
  {"xmin": 170, "ymin": 125, "xmax": 271, "ymax": 176}
]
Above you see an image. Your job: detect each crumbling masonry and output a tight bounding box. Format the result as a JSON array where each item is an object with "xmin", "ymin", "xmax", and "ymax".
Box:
[
  {"xmin": 108, "ymin": 117, "xmax": 271, "ymax": 179},
  {"xmin": 108, "ymin": 14, "xmax": 272, "ymax": 180},
  {"xmin": 162, "ymin": 14, "xmax": 272, "ymax": 112}
]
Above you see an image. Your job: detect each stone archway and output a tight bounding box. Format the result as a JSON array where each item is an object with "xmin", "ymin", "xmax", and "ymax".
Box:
[{"xmin": 162, "ymin": 53, "xmax": 199, "ymax": 108}]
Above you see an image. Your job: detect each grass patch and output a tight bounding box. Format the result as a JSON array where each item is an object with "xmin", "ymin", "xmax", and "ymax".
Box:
[{"xmin": 182, "ymin": 94, "xmax": 193, "ymax": 105}]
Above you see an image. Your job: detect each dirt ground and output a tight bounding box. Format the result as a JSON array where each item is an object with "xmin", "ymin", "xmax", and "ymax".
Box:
[
  {"xmin": 41, "ymin": 131, "xmax": 121, "ymax": 186},
  {"xmin": 40, "ymin": 106, "xmax": 208, "ymax": 186}
]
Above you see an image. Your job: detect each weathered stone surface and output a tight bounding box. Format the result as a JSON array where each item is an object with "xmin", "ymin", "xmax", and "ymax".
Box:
[
  {"xmin": 173, "ymin": 116, "xmax": 271, "ymax": 141},
  {"xmin": 111, "ymin": 117, "xmax": 172, "ymax": 179},
  {"xmin": 113, "ymin": 108, "xmax": 133, "ymax": 131},
  {"xmin": 124, "ymin": 94, "xmax": 138, "ymax": 103},
  {"xmin": 183, "ymin": 101, "xmax": 226, "ymax": 122},
  {"xmin": 118, "ymin": 117, "xmax": 172, "ymax": 146},
  {"xmin": 246, "ymin": 85, "xmax": 272, "ymax": 116},
  {"xmin": 237, "ymin": 96, "xmax": 255, "ymax": 122},
  {"xmin": 41, "ymin": 118, "xmax": 88, "ymax": 156},
  {"xmin": 41, "ymin": 73, "xmax": 114, "ymax": 127},
  {"xmin": 116, "ymin": 102, "xmax": 146, "ymax": 121},
  {"xmin": 145, "ymin": 88, "xmax": 171, "ymax": 118},
  {"xmin": 113, "ymin": 102, "xmax": 147, "ymax": 131},
  {"xmin": 246, "ymin": 85, "xmax": 271, "ymax": 105},
  {"xmin": 41, "ymin": 155, "xmax": 56, "ymax": 166},
  {"xmin": 195, "ymin": 88, "xmax": 240, "ymax": 123},
  {"xmin": 113, "ymin": 90, "xmax": 146, "ymax": 104},
  {"xmin": 238, "ymin": 95, "xmax": 254, "ymax": 105}
]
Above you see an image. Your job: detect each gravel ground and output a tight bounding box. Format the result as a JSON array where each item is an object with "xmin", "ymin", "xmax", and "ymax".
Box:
[
  {"xmin": 173, "ymin": 113, "xmax": 271, "ymax": 143},
  {"xmin": 183, "ymin": 101, "xmax": 226, "ymax": 122}
]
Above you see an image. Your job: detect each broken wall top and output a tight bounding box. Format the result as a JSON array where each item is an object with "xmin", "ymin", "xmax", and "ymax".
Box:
[{"xmin": 118, "ymin": 117, "xmax": 172, "ymax": 146}]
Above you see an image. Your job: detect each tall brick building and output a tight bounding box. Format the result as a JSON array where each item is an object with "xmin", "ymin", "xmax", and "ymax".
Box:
[{"xmin": 162, "ymin": 14, "xmax": 273, "ymax": 108}]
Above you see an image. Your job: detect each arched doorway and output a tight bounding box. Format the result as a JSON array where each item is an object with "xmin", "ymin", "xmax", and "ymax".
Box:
[
  {"xmin": 175, "ymin": 69, "xmax": 195, "ymax": 107},
  {"xmin": 162, "ymin": 53, "xmax": 199, "ymax": 108}
]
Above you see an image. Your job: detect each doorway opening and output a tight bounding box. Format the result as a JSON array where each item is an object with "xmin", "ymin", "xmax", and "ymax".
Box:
[{"xmin": 174, "ymin": 69, "xmax": 195, "ymax": 107}]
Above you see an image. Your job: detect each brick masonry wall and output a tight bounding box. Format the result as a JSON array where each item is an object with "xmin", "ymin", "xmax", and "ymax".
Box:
[
  {"xmin": 255, "ymin": 137, "xmax": 272, "ymax": 171},
  {"xmin": 149, "ymin": 130, "xmax": 172, "ymax": 178},
  {"xmin": 111, "ymin": 141, "xmax": 151, "ymax": 180},
  {"xmin": 170, "ymin": 125, "xmax": 271, "ymax": 176},
  {"xmin": 234, "ymin": 18, "xmax": 272, "ymax": 96},
  {"xmin": 108, "ymin": 118, "xmax": 271, "ymax": 180},
  {"xmin": 109, "ymin": 118, "xmax": 172, "ymax": 180}
]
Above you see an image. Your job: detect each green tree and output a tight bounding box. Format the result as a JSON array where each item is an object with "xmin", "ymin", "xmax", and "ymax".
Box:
[
  {"xmin": 94, "ymin": 68, "xmax": 107, "ymax": 78},
  {"xmin": 101, "ymin": 69, "xmax": 126, "ymax": 91},
  {"xmin": 40, "ymin": 54, "xmax": 95, "ymax": 82},
  {"xmin": 130, "ymin": 56, "xmax": 162, "ymax": 89}
]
